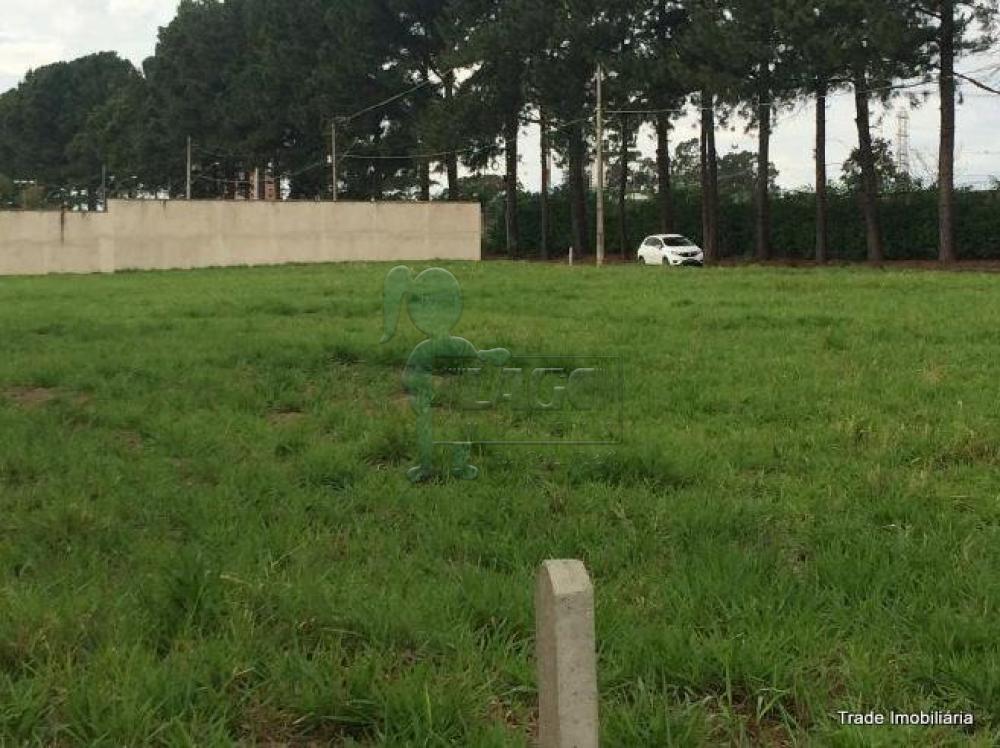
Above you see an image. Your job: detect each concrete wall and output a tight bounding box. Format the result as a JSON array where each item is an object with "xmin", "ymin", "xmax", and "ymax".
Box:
[{"xmin": 0, "ymin": 200, "xmax": 481, "ymax": 276}]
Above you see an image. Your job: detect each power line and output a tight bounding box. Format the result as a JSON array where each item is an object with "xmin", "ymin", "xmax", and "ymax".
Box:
[
  {"xmin": 338, "ymin": 115, "xmax": 594, "ymax": 162},
  {"xmin": 194, "ymin": 174, "xmax": 254, "ymax": 187},
  {"xmin": 286, "ymin": 158, "xmax": 331, "ymax": 178},
  {"xmin": 604, "ymin": 67, "xmax": 992, "ymax": 117},
  {"xmin": 337, "ymin": 77, "xmax": 439, "ymax": 123},
  {"xmin": 342, "ymin": 143, "xmax": 494, "ymax": 161}
]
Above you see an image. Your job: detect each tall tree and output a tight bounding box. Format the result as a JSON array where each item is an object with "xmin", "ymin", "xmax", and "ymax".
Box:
[
  {"xmin": 634, "ymin": 0, "xmax": 689, "ymax": 234},
  {"xmin": 815, "ymin": 76, "xmax": 829, "ymax": 262},
  {"xmin": 234, "ymin": 0, "xmax": 331, "ymax": 196},
  {"xmin": 140, "ymin": 0, "xmax": 251, "ymax": 197},
  {"xmin": 534, "ymin": 0, "xmax": 633, "ymax": 258},
  {"xmin": 938, "ymin": 0, "xmax": 957, "ymax": 263},
  {"xmin": 655, "ymin": 115, "xmax": 674, "ymax": 232},
  {"xmin": 838, "ymin": 0, "xmax": 933, "ymax": 262},
  {"xmin": 0, "ymin": 52, "xmax": 138, "ymax": 201},
  {"xmin": 603, "ymin": 18, "xmax": 645, "ymax": 257},
  {"xmin": 533, "ymin": 14, "xmax": 590, "ymax": 257},
  {"xmin": 607, "ymin": 115, "xmax": 640, "ymax": 255},
  {"xmin": 700, "ymin": 90, "xmax": 721, "ymax": 259},
  {"xmin": 381, "ymin": 0, "xmax": 464, "ymax": 199},
  {"xmin": 728, "ymin": 0, "xmax": 789, "ymax": 261},
  {"xmin": 676, "ymin": 0, "xmax": 738, "ymax": 261},
  {"xmin": 779, "ymin": 0, "xmax": 852, "ymax": 263},
  {"xmin": 915, "ymin": 0, "xmax": 998, "ymax": 262},
  {"xmin": 315, "ymin": 0, "xmax": 424, "ymax": 199},
  {"xmin": 451, "ymin": 0, "xmax": 552, "ymax": 255}
]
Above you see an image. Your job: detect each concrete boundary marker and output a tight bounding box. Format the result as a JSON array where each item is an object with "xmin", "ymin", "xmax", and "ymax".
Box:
[{"xmin": 535, "ymin": 559, "xmax": 599, "ymax": 748}]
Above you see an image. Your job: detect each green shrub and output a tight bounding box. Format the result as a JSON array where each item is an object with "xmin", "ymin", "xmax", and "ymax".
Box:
[{"xmin": 486, "ymin": 187, "xmax": 1000, "ymax": 261}]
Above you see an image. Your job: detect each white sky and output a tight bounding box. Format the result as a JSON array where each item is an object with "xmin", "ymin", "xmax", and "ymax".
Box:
[{"xmin": 1, "ymin": 0, "xmax": 998, "ymax": 191}]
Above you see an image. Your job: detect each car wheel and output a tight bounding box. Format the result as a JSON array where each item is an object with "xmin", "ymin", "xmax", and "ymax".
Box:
[{"xmin": 637, "ymin": 255, "xmax": 646, "ymax": 265}]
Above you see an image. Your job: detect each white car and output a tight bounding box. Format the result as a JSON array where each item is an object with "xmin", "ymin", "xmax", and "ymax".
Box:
[{"xmin": 637, "ymin": 234, "xmax": 704, "ymax": 267}]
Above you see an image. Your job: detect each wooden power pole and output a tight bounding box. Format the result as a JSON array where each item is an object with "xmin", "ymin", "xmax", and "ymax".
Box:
[
  {"xmin": 331, "ymin": 121, "xmax": 338, "ymax": 202},
  {"xmin": 595, "ymin": 64, "xmax": 605, "ymax": 267}
]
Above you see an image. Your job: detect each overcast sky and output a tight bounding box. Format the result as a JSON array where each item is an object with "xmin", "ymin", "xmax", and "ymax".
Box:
[{"xmin": 1, "ymin": 0, "xmax": 998, "ymax": 191}]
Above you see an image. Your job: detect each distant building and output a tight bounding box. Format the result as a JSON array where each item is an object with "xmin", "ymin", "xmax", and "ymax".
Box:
[{"xmin": 242, "ymin": 168, "xmax": 278, "ymax": 201}]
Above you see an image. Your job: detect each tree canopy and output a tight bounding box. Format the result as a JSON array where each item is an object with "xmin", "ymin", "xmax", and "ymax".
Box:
[{"xmin": 0, "ymin": 0, "xmax": 995, "ymax": 260}]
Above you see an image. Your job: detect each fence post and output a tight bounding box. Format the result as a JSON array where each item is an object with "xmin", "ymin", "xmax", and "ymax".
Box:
[{"xmin": 535, "ymin": 559, "xmax": 598, "ymax": 748}]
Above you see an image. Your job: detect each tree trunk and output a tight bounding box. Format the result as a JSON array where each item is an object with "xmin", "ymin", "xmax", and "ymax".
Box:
[
  {"xmin": 655, "ymin": 113, "xmax": 673, "ymax": 233},
  {"xmin": 754, "ymin": 88, "xmax": 771, "ymax": 261},
  {"xmin": 700, "ymin": 88, "xmax": 720, "ymax": 262},
  {"xmin": 618, "ymin": 115, "xmax": 630, "ymax": 258},
  {"xmin": 700, "ymin": 115, "xmax": 709, "ymax": 250},
  {"xmin": 540, "ymin": 109, "xmax": 550, "ymax": 260},
  {"xmin": 815, "ymin": 79, "xmax": 829, "ymax": 263},
  {"xmin": 709, "ymin": 118, "xmax": 720, "ymax": 259},
  {"xmin": 444, "ymin": 73, "xmax": 459, "ymax": 200},
  {"xmin": 504, "ymin": 114, "xmax": 520, "ymax": 257},
  {"xmin": 853, "ymin": 72, "xmax": 884, "ymax": 262},
  {"xmin": 938, "ymin": 0, "xmax": 957, "ymax": 263},
  {"xmin": 568, "ymin": 122, "xmax": 589, "ymax": 257}
]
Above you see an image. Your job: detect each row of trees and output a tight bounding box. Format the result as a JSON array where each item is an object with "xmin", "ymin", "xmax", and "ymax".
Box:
[{"xmin": 0, "ymin": 0, "xmax": 997, "ymax": 262}]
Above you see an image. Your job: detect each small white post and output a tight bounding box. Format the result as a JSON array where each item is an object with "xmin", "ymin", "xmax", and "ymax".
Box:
[
  {"xmin": 568, "ymin": 246, "xmax": 574, "ymax": 267},
  {"xmin": 536, "ymin": 560, "xmax": 598, "ymax": 748}
]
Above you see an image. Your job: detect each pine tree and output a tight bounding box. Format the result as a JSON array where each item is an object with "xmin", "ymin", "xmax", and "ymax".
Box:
[
  {"xmin": 915, "ymin": 0, "xmax": 998, "ymax": 263},
  {"xmin": 727, "ymin": 0, "xmax": 791, "ymax": 261},
  {"xmin": 778, "ymin": 0, "xmax": 853, "ymax": 263},
  {"xmin": 675, "ymin": 0, "xmax": 740, "ymax": 261},
  {"xmin": 450, "ymin": 0, "xmax": 550, "ymax": 256},
  {"xmin": 833, "ymin": 0, "xmax": 934, "ymax": 262},
  {"xmin": 631, "ymin": 0, "xmax": 690, "ymax": 235}
]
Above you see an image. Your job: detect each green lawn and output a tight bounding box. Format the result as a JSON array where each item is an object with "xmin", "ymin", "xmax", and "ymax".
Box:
[{"xmin": 2, "ymin": 262, "xmax": 1000, "ymax": 745}]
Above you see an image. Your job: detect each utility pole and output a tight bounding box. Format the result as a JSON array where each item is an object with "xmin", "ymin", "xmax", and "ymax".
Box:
[
  {"xmin": 331, "ymin": 121, "xmax": 338, "ymax": 202},
  {"xmin": 595, "ymin": 63, "xmax": 605, "ymax": 267},
  {"xmin": 186, "ymin": 136, "xmax": 192, "ymax": 200},
  {"xmin": 540, "ymin": 109, "xmax": 550, "ymax": 260}
]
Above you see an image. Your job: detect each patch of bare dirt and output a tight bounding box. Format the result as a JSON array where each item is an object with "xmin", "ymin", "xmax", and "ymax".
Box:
[
  {"xmin": 118, "ymin": 430, "xmax": 144, "ymax": 451},
  {"xmin": 488, "ymin": 696, "xmax": 536, "ymax": 736},
  {"xmin": 267, "ymin": 409, "xmax": 306, "ymax": 426},
  {"xmin": 4, "ymin": 387, "xmax": 59, "ymax": 409}
]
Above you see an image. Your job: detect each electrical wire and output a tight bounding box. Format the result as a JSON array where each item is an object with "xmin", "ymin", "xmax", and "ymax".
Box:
[
  {"xmin": 604, "ymin": 67, "xmax": 992, "ymax": 117},
  {"xmin": 337, "ymin": 77, "xmax": 440, "ymax": 123},
  {"xmin": 195, "ymin": 174, "xmax": 255, "ymax": 187},
  {"xmin": 337, "ymin": 115, "xmax": 594, "ymax": 162}
]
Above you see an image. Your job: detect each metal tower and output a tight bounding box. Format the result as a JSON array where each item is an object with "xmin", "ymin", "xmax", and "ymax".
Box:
[{"xmin": 896, "ymin": 110, "xmax": 911, "ymax": 176}]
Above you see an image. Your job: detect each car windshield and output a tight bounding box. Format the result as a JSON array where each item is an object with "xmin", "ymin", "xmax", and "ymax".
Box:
[{"xmin": 663, "ymin": 237, "xmax": 693, "ymax": 247}]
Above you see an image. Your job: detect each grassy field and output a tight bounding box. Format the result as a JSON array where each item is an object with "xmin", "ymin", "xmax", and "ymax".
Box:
[{"xmin": 2, "ymin": 261, "xmax": 1000, "ymax": 745}]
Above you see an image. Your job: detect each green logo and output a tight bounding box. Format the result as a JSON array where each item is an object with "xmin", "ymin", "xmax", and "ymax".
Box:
[{"xmin": 380, "ymin": 266, "xmax": 510, "ymax": 482}]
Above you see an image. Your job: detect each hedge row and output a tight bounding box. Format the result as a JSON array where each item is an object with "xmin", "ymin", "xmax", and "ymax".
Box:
[{"xmin": 485, "ymin": 189, "xmax": 1000, "ymax": 260}]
